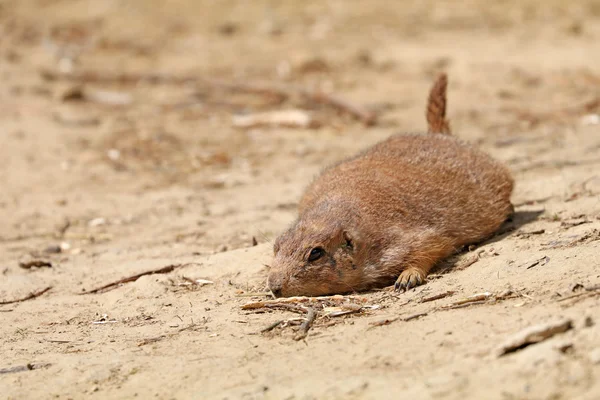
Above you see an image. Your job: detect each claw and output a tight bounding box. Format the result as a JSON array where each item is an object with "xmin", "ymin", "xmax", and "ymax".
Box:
[{"xmin": 394, "ymin": 268, "xmax": 426, "ymax": 293}]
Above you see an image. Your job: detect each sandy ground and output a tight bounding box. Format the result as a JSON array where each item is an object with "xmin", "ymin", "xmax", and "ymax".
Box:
[{"xmin": 1, "ymin": 1, "xmax": 600, "ymax": 399}]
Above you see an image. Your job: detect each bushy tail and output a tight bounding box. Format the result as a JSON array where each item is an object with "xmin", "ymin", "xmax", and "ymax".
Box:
[{"xmin": 426, "ymin": 73, "xmax": 451, "ymax": 135}]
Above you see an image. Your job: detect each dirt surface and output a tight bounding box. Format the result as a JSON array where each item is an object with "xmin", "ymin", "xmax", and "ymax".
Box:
[{"xmin": 1, "ymin": 1, "xmax": 600, "ymax": 399}]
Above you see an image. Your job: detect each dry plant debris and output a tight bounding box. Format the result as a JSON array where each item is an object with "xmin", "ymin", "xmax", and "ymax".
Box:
[
  {"xmin": 0, "ymin": 363, "xmax": 52, "ymax": 376},
  {"xmin": 369, "ymin": 312, "xmax": 428, "ymax": 328},
  {"xmin": 420, "ymin": 290, "xmax": 456, "ymax": 303},
  {"xmin": 18, "ymin": 258, "xmax": 53, "ymax": 269},
  {"xmin": 232, "ymin": 109, "xmax": 319, "ymax": 129},
  {"xmin": 369, "ymin": 290, "xmax": 515, "ymax": 329},
  {"xmin": 556, "ymin": 284, "xmax": 600, "ymax": 305},
  {"xmin": 243, "ymin": 295, "xmax": 377, "ymax": 339},
  {"xmin": 241, "ymin": 295, "xmax": 370, "ymax": 310},
  {"xmin": 137, "ymin": 324, "xmax": 203, "ymax": 347},
  {"xmin": 0, "ymin": 287, "xmax": 52, "ymax": 305},
  {"xmin": 497, "ymin": 319, "xmax": 573, "ymax": 356},
  {"xmin": 40, "ymin": 68, "xmax": 377, "ymax": 126},
  {"xmin": 82, "ymin": 263, "xmax": 199, "ymax": 294},
  {"xmin": 438, "ymin": 292, "xmax": 493, "ymax": 310},
  {"xmin": 518, "ymin": 256, "xmax": 550, "ymax": 269}
]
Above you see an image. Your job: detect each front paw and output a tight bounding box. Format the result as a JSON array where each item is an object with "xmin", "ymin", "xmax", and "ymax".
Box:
[{"xmin": 394, "ymin": 268, "xmax": 426, "ymax": 292}]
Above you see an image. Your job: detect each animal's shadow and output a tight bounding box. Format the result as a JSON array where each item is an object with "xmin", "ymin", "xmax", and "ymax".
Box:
[{"xmin": 430, "ymin": 209, "xmax": 545, "ymax": 275}]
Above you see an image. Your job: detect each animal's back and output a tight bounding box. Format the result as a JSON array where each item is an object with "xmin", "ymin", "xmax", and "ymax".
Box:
[
  {"xmin": 268, "ymin": 74, "xmax": 515, "ymax": 297},
  {"xmin": 299, "ymin": 133, "xmax": 513, "ymax": 246}
]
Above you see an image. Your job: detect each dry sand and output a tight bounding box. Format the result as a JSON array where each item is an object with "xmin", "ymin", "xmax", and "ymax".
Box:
[{"xmin": 1, "ymin": 1, "xmax": 600, "ymax": 399}]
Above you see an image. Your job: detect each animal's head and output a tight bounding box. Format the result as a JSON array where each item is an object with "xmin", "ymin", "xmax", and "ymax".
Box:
[{"xmin": 267, "ymin": 216, "xmax": 364, "ymax": 297}]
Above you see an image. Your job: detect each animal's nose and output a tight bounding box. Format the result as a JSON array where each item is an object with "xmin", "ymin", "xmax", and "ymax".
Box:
[{"xmin": 268, "ymin": 275, "xmax": 283, "ymax": 297}]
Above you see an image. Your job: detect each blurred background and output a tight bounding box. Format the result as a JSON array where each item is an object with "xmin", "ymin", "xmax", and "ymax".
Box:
[{"xmin": 1, "ymin": 0, "xmax": 599, "ymax": 253}]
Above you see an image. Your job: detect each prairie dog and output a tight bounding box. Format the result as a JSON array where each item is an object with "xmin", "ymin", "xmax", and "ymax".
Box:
[{"xmin": 268, "ymin": 75, "xmax": 513, "ymax": 297}]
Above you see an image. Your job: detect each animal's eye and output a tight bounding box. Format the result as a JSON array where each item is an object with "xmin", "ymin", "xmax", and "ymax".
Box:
[
  {"xmin": 345, "ymin": 238, "xmax": 353, "ymax": 249},
  {"xmin": 308, "ymin": 247, "xmax": 325, "ymax": 262}
]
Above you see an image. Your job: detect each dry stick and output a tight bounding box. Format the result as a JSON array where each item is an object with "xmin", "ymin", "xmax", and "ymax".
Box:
[
  {"xmin": 0, "ymin": 286, "xmax": 52, "ymax": 305},
  {"xmin": 39, "ymin": 69, "xmax": 377, "ymax": 126},
  {"xmin": 299, "ymin": 89, "xmax": 377, "ymax": 126},
  {"xmin": 439, "ymin": 292, "xmax": 492, "ymax": 310},
  {"xmin": 294, "ymin": 307, "xmax": 317, "ymax": 341},
  {"xmin": 420, "ymin": 291, "xmax": 455, "ymax": 303},
  {"xmin": 0, "ymin": 363, "xmax": 52, "ymax": 375},
  {"xmin": 82, "ymin": 263, "xmax": 194, "ymax": 294},
  {"xmin": 404, "ymin": 312, "xmax": 428, "ymax": 321},
  {"xmin": 370, "ymin": 290, "xmax": 509, "ymax": 329},
  {"xmin": 207, "ymin": 78, "xmax": 289, "ymax": 103},
  {"xmin": 241, "ymin": 294, "xmax": 365, "ymax": 310},
  {"xmin": 369, "ymin": 317, "xmax": 400, "ymax": 327},
  {"xmin": 137, "ymin": 323, "xmax": 201, "ymax": 347},
  {"xmin": 556, "ymin": 285, "xmax": 600, "ymax": 303},
  {"xmin": 40, "ymin": 69, "xmax": 196, "ymax": 85},
  {"xmin": 260, "ymin": 320, "xmax": 284, "ymax": 333},
  {"xmin": 369, "ymin": 311, "xmax": 428, "ymax": 328},
  {"xmin": 235, "ymin": 292, "xmax": 273, "ymax": 298}
]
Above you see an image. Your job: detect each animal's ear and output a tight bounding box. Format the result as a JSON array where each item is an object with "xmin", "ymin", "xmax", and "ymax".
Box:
[{"xmin": 342, "ymin": 231, "xmax": 354, "ymax": 250}]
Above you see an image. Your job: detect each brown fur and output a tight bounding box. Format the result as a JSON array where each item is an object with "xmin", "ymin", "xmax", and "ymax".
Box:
[
  {"xmin": 268, "ymin": 75, "xmax": 513, "ymax": 297},
  {"xmin": 427, "ymin": 73, "xmax": 451, "ymax": 135}
]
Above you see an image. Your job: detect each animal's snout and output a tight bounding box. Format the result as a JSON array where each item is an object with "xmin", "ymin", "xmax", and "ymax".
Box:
[{"xmin": 267, "ymin": 273, "xmax": 284, "ymax": 297}]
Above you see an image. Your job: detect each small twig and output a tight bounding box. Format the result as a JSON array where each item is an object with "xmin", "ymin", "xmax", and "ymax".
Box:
[
  {"xmin": 0, "ymin": 286, "xmax": 52, "ymax": 305},
  {"xmin": 235, "ymin": 292, "xmax": 273, "ymax": 298},
  {"xmin": 19, "ymin": 259, "xmax": 53, "ymax": 269},
  {"xmin": 323, "ymin": 304, "xmax": 370, "ymax": 317},
  {"xmin": 420, "ymin": 291, "xmax": 455, "ymax": 303},
  {"xmin": 556, "ymin": 284, "xmax": 600, "ymax": 303},
  {"xmin": 137, "ymin": 336, "xmax": 166, "ymax": 346},
  {"xmin": 137, "ymin": 323, "xmax": 202, "ymax": 346},
  {"xmin": 516, "ymin": 229, "xmax": 545, "ymax": 238},
  {"xmin": 403, "ymin": 312, "xmax": 428, "ymax": 321},
  {"xmin": 260, "ymin": 320, "xmax": 284, "ymax": 333},
  {"xmin": 241, "ymin": 294, "xmax": 366, "ymax": 310},
  {"xmin": 439, "ymin": 292, "xmax": 492, "ymax": 310},
  {"xmin": 0, "ymin": 363, "xmax": 52, "ymax": 375},
  {"xmin": 369, "ymin": 311, "xmax": 428, "ymax": 328},
  {"xmin": 82, "ymin": 263, "xmax": 196, "ymax": 294},
  {"xmin": 294, "ymin": 307, "xmax": 317, "ymax": 341},
  {"xmin": 441, "ymin": 300, "xmax": 488, "ymax": 310},
  {"xmin": 369, "ymin": 317, "xmax": 400, "ymax": 327},
  {"xmin": 299, "ymin": 89, "xmax": 377, "ymax": 125},
  {"xmin": 518, "ymin": 256, "xmax": 550, "ymax": 270}
]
